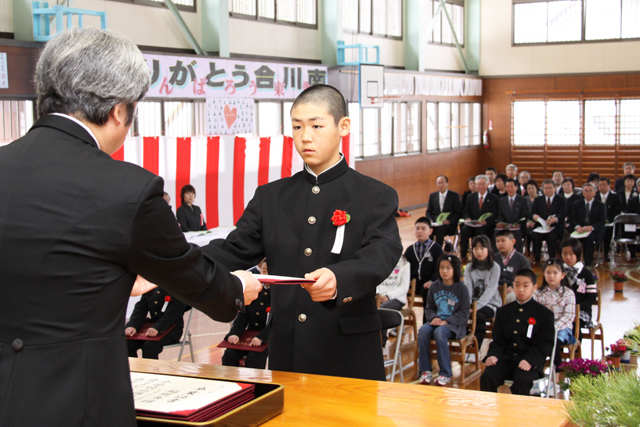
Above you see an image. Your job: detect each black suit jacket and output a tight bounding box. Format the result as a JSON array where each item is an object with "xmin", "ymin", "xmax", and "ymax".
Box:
[
  {"xmin": 531, "ymin": 195, "xmax": 566, "ymax": 232},
  {"xmin": 569, "ymin": 199, "xmax": 606, "ymax": 233},
  {"xmin": 204, "ymin": 159, "xmax": 403, "ymax": 380},
  {"xmin": 425, "ymin": 190, "xmax": 462, "ymax": 225},
  {"xmin": 464, "ymin": 192, "xmax": 499, "ymax": 227},
  {"xmin": 562, "ymin": 193, "xmax": 583, "ymax": 214},
  {"xmin": 598, "ymin": 192, "xmax": 622, "ymax": 223},
  {"xmin": 126, "ymin": 288, "xmax": 186, "ymax": 334},
  {"xmin": 0, "ymin": 116, "xmax": 244, "ymax": 427},
  {"xmin": 615, "ymin": 176, "xmax": 636, "ymax": 193},
  {"xmin": 617, "ymin": 189, "xmax": 639, "ymax": 212},
  {"xmin": 177, "ymin": 203, "xmax": 207, "ymax": 231},
  {"xmin": 496, "ymin": 195, "xmax": 530, "ymax": 230}
]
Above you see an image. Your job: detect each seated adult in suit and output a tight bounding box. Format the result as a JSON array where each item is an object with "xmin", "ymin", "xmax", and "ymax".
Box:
[
  {"xmin": 461, "ymin": 175, "xmax": 499, "ymax": 261},
  {"xmin": 587, "ymin": 172, "xmax": 600, "ymax": 189},
  {"xmin": 597, "ymin": 177, "xmax": 622, "ymax": 262},
  {"xmin": 614, "ymin": 162, "xmax": 636, "ymax": 193},
  {"xmin": 517, "ymin": 171, "xmax": 531, "ymax": 197},
  {"xmin": 486, "ymin": 167, "xmax": 497, "ymax": 193},
  {"xmin": 617, "ymin": 174, "xmax": 638, "ymax": 212},
  {"xmin": 531, "ymin": 179, "xmax": 567, "ymax": 265},
  {"xmin": 495, "ymin": 178, "xmax": 530, "ymax": 253},
  {"xmin": 505, "ymin": 164, "xmax": 518, "ymax": 180},
  {"xmin": 461, "ymin": 176, "xmax": 477, "ymax": 210},
  {"xmin": 552, "ymin": 170, "xmax": 565, "ymax": 195},
  {"xmin": 568, "ymin": 183, "xmax": 606, "ymax": 267},
  {"xmin": 0, "ymin": 29, "xmax": 262, "ymax": 427},
  {"xmin": 425, "ymin": 175, "xmax": 463, "ymax": 247},
  {"xmin": 560, "ymin": 177, "xmax": 583, "ymax": 214},
  {"xmin": 491, "ymin": 173, "xmax": 508, "ymax": 199}
]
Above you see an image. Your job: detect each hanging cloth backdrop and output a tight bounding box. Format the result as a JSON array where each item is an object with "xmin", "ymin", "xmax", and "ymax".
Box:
[{"xmin": 112, "ymin": 134, "xmax": 353, "ymax": 227}]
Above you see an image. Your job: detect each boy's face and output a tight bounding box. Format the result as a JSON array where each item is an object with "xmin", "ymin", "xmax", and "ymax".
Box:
[
  {"xmin": 414, "ymin": 223, "xmax": 432, "ymax": 242},
  {"xmin": 513, "ymin": 276, "xmax": 536, "ymax": 303},
  {"xmin": 496, "ymin": 236, "xmax": 515, "ymax": 254},
  {"xmin": 291, "ymin": 102, "xmax": 350, "ymax": 175}
]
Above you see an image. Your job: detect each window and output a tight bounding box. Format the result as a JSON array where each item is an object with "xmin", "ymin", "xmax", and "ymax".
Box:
[
  {"xmin": 110, "ymin": 0, "xmax": 195, "ymax": 13},
  {"xmin": 342, "ymin": 0, "xmax": 402, "ymax": 38},
  {"xmin": 513, "ymin": 0, "xmax": 640, "ymax": 44},
  {"xmin": 132, "ymin": 100, "xmax": 205, "ymax": 137},
  {"xmin": 426, "ymin": 103, "xmax": 437, "ymax": 150},
  {"xmin": 512, "ymin": 98, "xmax": 640, "ymax": 146},
  {"xmin": 426, "ymin": 0, "xmax": 464, "ymax": 46},
  {"xmin": 230, "ymin": 0, "xmax": 317, "ymax": 27},
  {"xmin": 0, "ymin": 100, "xmax": 34, "ymax": 146},
  {"xmin": 427, "ymin": 101, "xmax": 480, "ymax": 151},
  {"xmin": 257, "ymin": 102, "xmax": 282, "ymax": 136}
]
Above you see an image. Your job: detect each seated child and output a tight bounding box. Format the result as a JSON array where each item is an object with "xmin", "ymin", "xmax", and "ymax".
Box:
[
  {"xmin": 560, "ymin": 238, "xmax": 597, "ymax": 334},
  {"xmin": 125, "ymin": 287, "xmax": 187, "ymax": 359},
  {"xmin": 418, "ymin": 255, "xmax": 470, "ymax": 386},
  {"xmin": 376, "ymin": 255, "xmax": 411, "ymax": 345},
  {"xmin": 463, "ymin": 235, "xmax": 501, "ymax": 349},
  {"xmin": 494, "ymin": 229, "xmax": 531, "ymax": 304},
  {"xmin": 403, "ymin": 217, "xmax": 443, "ymax": 322},
  {"xmin": 222, "ymin": 262, "xmax": 271, "ymax": 369},
  {"xmin": 533, "ymin": 259, "xmax": 577, "ymax": 370},
  {"xmin": 480, "ymin": 269, "xmax": 555, "ymax": 396}
]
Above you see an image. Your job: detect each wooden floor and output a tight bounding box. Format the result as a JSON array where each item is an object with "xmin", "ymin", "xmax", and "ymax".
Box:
[{"xmin": 148, "ymin": 207, "xmax": 640, "ymax": 394}]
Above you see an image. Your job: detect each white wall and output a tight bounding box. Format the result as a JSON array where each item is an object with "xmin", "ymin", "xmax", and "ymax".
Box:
[
  {"xmin": 480, "ymin": 0, "xmax": 640, "ymax": 76},
  {"xmin": 424, "ymin": 43, "xmax": 464, "ymax": 72},
  {"xmin": 341, "ymin": 32, "xmax": 404, "ymax": 68}
]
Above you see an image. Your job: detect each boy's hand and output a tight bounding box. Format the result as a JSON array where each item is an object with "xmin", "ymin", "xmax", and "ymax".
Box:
[
  {"xmin": 518, "ymin": 360, "xmax": 532, "ymax": 371},
  {"xmin": 304, "ymin": 268, "xmax": 337, "ymax": 302},
  {"xmin": 485, "ymin": 356, "xmax": 498, "ymax": 366},
  {"xmin": 232, "ymin": 270, "xmax": 262, "ymax": 306},
  {"xmin": 125, "ymin": 327, "xmax": 137, "ymax": 337},
  {"xmin": 227, "ymin": 335, "xmax": 239, "ymax": 344},
  {"xmin": 249, "ymin": 337, "xmax": 262, "ymax": 346},
  {"xmin": 146, "ymin": 328, "xmax": 158, "ymax": 337},
  {"xmin": 423, "ymin": 281, "xmax": 432, "ymax": 289}
]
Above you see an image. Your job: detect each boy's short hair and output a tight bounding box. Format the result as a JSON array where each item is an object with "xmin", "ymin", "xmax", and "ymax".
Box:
[
  {"xmin": 514, "ymin": 269, "xmax": 537, "ymax": 285},
  {"xmin": 485, "ymin": 167, "xmax": 497, "ymax": 174},
  {"xmin": 291, "ymin": 84, "xmax": 347, "ymax": 125},
  {"xmin": 496, "ymin": 229, "xmax": 515, "ymax": 240},
  {"xmin": 415, "ymin": 216, "xmax": 431, "ymax": 227}
]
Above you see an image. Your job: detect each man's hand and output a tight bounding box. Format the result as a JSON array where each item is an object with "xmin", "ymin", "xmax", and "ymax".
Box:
[
  {"xmin": 131, "ymin": 275, "xmax": 157, "ymax": 297},
  {"xmin": 423, "ymin": 281, "xmax": 432, "ymax": 289},
  {"xmin": 480, "ymin": 220, "xmax": 487, "ymax": 226},
  {"xmin": 443, "ymin": 219, "xmax": 450, "ymax": 225},
  {"xmin": 533, "ymin": 215, "xmax": 541, "ymax": 222},
  {"xmin": 304, "ymin": 268, "xmax": 337, "ymax": 302},
  {"xmin": 497, "ymin": 223, "xmax": 505, "ymax": 229},
  {"xmin": 518, "ymin": 359, "xmax": 532, "ymax": 371},
  {"xmin": 577, "ymin": 226, "xmax": 584, "ymax": 233},
  {"xmin": 232, "ymin": 270, "xmax": 262, "ymax": 306},
  {"xmin": 584, "ymin": 225, "xmax": 593, "ymax": 232},
  {"xmin": 146, "ymin": 328, "xmax": 158, "ymax": 337},
  {"xmin": 485, "ymin": 356, "xmax": 498, "ymax": 366},
  {"xmin": 125, "ymin": 327, "xmax": 137, "ymax": 337},
  {"xmin": 546, "ymin": 217, "xmax": 557, "ymax": 225},
  {"xmin": 527, "ymin": 221, "xmax": 535, "ymax": 229},
  {"xmin": 227, "ymin": 335, "xmax": 239, "ymax": 344},
  {"xmin": 249, "ymin": 337, "xmax": 262, "ymax": 346}
]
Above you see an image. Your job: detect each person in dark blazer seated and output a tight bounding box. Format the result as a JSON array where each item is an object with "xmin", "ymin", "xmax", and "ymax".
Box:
[
  {"xmin": 531, "ymin": 179, "xmax": 567, "ymax": 266},
  {"xmin": 177, "ymin": 184, "xmax": 207, "ymax": 231},
  {"xmin": 495, "ymin": 178, "xmax": 530, "ymax": 253},
  {"xmin": 491, "ymin": 173, "xmax": 508, "ymax": 198},
  {"xmin": 614, "ymin": 162, "xmax": 636, "ymax": 193},
  {"xmin": 126, "ymin": 287, "xmax": 187, "ymax": 359},
  {"xmin": 0, "ymin": 28, "xmax": 262, "ymax": 427},
  {"xmin": 486, "ymin": 167, "xmax": 497, "ymax": 192},
  {"xmin": 461, "ymin": 176, "xmax": 477, "ymax": 209},
  {"xmin": 617, "ymin": 174, "xmax": 638, "ymax": 212},
  {"xmin": 552, "ymin": 170, "xmax": 565, "ymax": 195},
  {"xmin": 560, "ymin": 177, "xmax": 583, "ymax": 213},
  {"xmin": 568, "ymin": 183, "xmax": 606, "ymax": 267},
  {"xmin": 597, "ymin": 177, "xmax": 622, "ymax": 262},
  {"xmin": 461, "ymin": 175, "xmax": 499, "ymax": 261},
  {"xmin": 425, "ymin": 175, "xmax": 463, "ymax": 247},
  {"xmin": 518, "ymin": 171, "xmax": 531, "ymax": 196}
]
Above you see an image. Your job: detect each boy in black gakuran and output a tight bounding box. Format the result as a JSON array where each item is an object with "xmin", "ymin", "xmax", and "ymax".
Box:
[{"xmin": 204, "ymin": 85, "xmax": 403, "ymax": 380}]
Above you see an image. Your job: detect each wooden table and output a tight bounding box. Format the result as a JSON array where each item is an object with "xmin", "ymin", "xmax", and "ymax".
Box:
[{"xmin": 130, "ymin": 359, "xmax": 571, "ymax": 427}]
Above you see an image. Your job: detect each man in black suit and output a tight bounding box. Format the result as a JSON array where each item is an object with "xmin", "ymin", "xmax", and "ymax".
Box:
[
  {"xmin": 205, "ymin": 85, "xmax": 402, "ymax": 381},
  {"xmin": 425, "ymin": 175, "xmax": 463, "ymax": 247},
  {"xmin": 552, "ymin": 170, "xmax": 565, "ymax": 195},
  {"xmin": 569, "ymin": 183, "xmax": 607, "ymax": 267},
  {"xmin": 615, "ymin": 162, "xmax": 636, "ymax": 193},
  {"xmin": 495, "ymin": 178, "xmax": 530, "ymax": 253},
  {"xmin": 598, "ymin": 177, "xmax": 622, "ymax": 262},
  {"xmin": 518, "ymin": 171, "xmax": 531, "ymax": 196},
  {"xmin": 461, "ymin": 175, "xmax": 499, "ymax": 261},
  {"xmin": 0, "ymin": 29, "xmax": 262, "ymax": 427},
  {"xmin": 531, "ymin": 179, "xmax": 567, "ymax": 265}
]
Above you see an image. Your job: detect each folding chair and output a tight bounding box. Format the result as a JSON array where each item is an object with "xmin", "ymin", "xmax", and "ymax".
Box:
[
  {"xmin": 558, "ymin": 304, "xmax": 582, "ymax": 362},
  {"xmin": 164, "ymin": 308, "xmax": 195, "ymax": 362},
  {"xmin": 379, "ymin": 308, "xmax": 405, "ymax": 382},
  {"xmin": 610, "ymin": 213, "xmax": 640, "ymax": 268}
]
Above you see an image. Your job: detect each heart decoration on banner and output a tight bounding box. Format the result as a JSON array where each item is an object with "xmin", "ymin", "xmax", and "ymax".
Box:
[{"xmin": 224, "ymin": 105, "xmax": 237, "ymax": 129}]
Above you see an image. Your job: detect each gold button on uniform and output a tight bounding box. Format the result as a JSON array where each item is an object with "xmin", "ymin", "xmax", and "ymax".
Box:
[
  {"xmin": 516, "ymin": 319, "xmax": 520, "ymax": 323},
  {"xmin": 308, "ymin": 216, "xmax": 316, "ymax": 224},
  {"xmin": 519, "ymin": 308, "xmax": 523, "ymax": 312},
  {"xmin": 513, "ymin": 343, "xmax": 517, "ymax": 346},
  {"xmin": 304, "ymin": 248, "xmax": 313, "ymax": 256},
  {"xmin": 154, "ymin": 301, "xmax": 158, "ymax": 304},
  {"xmin": 312, "ymin": 186, "xmax": 320, "ymax": 194},
  {"xmin": 298, "ymin": 314, "xmax": 307, "ymax": 322},
  {"xmin": 256, "ymin": 312, "xmax": 260, "ymax": 316},
  {"xmin": 513, "ymin": 331, "xmax": 517, "ymax": 334},
  {"xmin": 343, "ymin": 297, "xmax": 353, "ymax": 303},
  {"xmin": 260, "ymin": 302, "xmax": 264, "ymax": 306}
]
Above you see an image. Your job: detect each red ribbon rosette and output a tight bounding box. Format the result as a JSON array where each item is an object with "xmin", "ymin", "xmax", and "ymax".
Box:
[
  {"xmin": 528, "ymin": 317, "xmax": 536, "ymax": 325},
  {"xmin": 165, "ymin": 296, "xmax": 171, "ymax": 302},
  {"xmin": 331, "ymin": 210, "xmax": 351, "ymax": 226},
  {"xmin": 266, "ymin": 307, "xmax": 271, "ymax": 313}
]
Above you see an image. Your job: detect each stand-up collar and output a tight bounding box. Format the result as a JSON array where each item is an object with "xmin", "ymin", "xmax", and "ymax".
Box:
[{"xmin": 302, "ymin": 155, "xmax": 349, "ymax": 185}]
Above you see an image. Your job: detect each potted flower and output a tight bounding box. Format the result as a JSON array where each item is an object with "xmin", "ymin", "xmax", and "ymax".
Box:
[
  {"xmin": 609, "ymin": 270, "xmax": 628, "ymax": 292},
  {"xmin": 605, "ymin": 339, "xmax": 628, "ymax": 368},
  {"xmin": 557, "ymin": 358, "xmax": 609, "ymax": 392}
]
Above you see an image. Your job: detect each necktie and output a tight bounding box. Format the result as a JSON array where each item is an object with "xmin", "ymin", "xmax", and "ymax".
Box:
[
  {"xmin": 585, "ymin": 202, "xmax": 591, "ymax": 224},
  {"xmin": 509, "ymin": 197, "xmax": 514, "ymax": 212},
  {"xmin": 546, "ymin": 197, "xmax": 551, "ymax": 214},
  {"xmin": 479, "ymin": 195, "xmax": 484, "ymax": 210},
  {"xmin": 418, "ymin": 242, "xmax": 425, "ymax": 259}
]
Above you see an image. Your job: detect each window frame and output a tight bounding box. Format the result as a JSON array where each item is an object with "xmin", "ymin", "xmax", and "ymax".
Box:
[
  {"xmin": 229, "ymin": 0, "xmax": 318, "ymax": 29},
  {"xmin": 426, "ymin": 0, "xmax": 465, "ymax": 47},
  {"xmin": 342, "ymin": 0, "xmax": 404, "ymax": 41},
  {"xmin": 107, "ymin": 0, "xmax": 196, "ymax": 13}
]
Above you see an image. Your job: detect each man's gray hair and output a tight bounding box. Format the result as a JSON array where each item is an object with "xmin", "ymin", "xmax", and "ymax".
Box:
[
  {"xmin": 35, "ymin": 28, "xmax": 150, "ymax": 125},
  {"xmin": 582, "ymin": 182, "xmax": 596, "ymax": 191},
  {"xmin": 475, "ymin": 174, "xmax": 489, "ymax": 183},
  {"xmin": 506, "ymin": 164, "xmax": 518, "ymax": 172}
]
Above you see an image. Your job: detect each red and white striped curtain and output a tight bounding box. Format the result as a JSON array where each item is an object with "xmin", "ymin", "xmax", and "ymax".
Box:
[{"xmin": 112, "ymin": 134, "xmax": 353, "ymax": 227}]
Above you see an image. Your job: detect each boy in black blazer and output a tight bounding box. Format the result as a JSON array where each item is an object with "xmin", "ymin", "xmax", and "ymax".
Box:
[
  {"xmin": 425, "ymin": 175, "xmax": 463, "ymax": 247},
  {"xmin": 531, "ymin": 179, "xmax": 567, "ymax": 265},
  {"xmin": 461, "ymin": 175, "xmax": 499, "ymax": 260},
  {"xmin": 495, "ymin": 178, "xmax": 530, "ymax": 253},
  {"xmin": 480, "ymin": 269, "xmax": 555, "ymax": 396},
  {"xmin": 598, "ymin": 177, "xmax": 622, "ymax": 262},
  {"xmin": 569, "ymin": 183, "xmax": 606, "ymax": 267}
]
